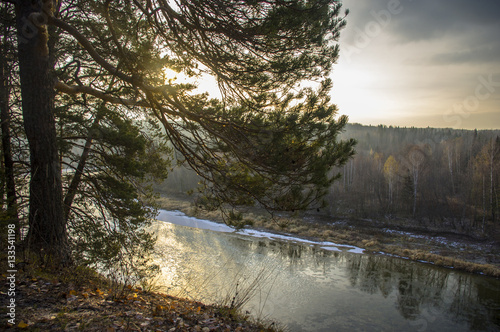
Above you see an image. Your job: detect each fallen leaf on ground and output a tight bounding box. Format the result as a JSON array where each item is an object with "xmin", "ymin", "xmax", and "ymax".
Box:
[{"xmin": 18, "ymin": 321, "xmax": 28, "ymax": 328}]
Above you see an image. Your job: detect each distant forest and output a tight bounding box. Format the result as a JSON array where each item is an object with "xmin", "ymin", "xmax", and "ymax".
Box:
[
  {"xmin": 158, "ymin": 123, "xmax": 500, "ymax": 236},
  {"xmin": 329, "ymin": 124, "xmax": 500, "ymax": 233}
]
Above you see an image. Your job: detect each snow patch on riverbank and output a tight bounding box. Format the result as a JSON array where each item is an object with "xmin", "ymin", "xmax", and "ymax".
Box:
[
  {"xmin": 156, "ymin": 210, "xmax": 365, "ymax": 254},
  {"xmin": 156, "ymin": 210, "xmax": 234, "ymax": 233}
]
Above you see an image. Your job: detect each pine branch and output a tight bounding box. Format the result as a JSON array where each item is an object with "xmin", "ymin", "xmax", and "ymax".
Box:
[
  {"xmin": 55, "ymin": 81, "xmax": 149, "ymax": 107},
  {"xmin": 48, "ymin": 15, "xmax": 176, "ymax": 95}
]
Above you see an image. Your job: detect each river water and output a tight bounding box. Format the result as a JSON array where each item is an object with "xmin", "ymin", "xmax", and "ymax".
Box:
[{"xmin": 150, "ymin": 210, "xmax": 500, "ymax": 332}]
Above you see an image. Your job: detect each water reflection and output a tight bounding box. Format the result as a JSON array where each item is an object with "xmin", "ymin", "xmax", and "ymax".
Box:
[{"xmin": 149, "ymin": 221, "xmax": 500, "ymax": 332}]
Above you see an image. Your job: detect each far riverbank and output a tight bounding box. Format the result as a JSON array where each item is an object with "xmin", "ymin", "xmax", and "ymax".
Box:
[{"xmin": 155, "ymin": 193, "xmax": 500, "ymax": 278}]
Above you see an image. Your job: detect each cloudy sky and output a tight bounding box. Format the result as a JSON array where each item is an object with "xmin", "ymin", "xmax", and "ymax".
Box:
[{"xmin": 330, "ymin": 0, "xmax": 500, "ymax": 129}]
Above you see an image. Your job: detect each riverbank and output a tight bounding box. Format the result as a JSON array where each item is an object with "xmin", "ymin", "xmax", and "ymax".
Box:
[
  {"xmin": 155, "ymin": 194, "xmax": 500, "ymax": 278},
  {"xmin": 0, "ymin": 257, "xmax": 279, "ymax": 331}
]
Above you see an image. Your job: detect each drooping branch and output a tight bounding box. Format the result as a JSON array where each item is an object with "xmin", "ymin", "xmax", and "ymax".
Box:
[
  {"xmin": 52, "ymin": 0, "xmax": 353, "ymax": 215},
  {"xmin": 48, "ymin": 15, "xmax": 176, "ymax": 95},
  {"xmin": 55, "ymin": 81, "xmax": 149, "ymax": 107},
  {"xmin": 49, "ymin": 15, "xmax": 137, "ymax": 85}
]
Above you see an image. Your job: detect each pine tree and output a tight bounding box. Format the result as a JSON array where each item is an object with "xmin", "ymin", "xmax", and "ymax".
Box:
[{"xmin": 5, "ymin": 0, "xmax": 354, "ymax": 264}]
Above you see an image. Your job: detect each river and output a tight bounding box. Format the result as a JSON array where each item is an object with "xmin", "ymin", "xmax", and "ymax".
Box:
[{"xmin": 150, "ymin": 210, "xmax": 500, "ymax": 332}]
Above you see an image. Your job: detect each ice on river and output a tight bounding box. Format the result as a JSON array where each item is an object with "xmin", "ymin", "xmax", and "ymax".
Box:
[{"xmin": 156, "ymin": 209, "xmax": 365, "ymax": 254}]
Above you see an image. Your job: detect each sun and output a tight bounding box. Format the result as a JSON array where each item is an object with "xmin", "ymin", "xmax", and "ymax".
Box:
[
  {"xmin": 162, "ymin": 67, "xmax": 192, "ymax": 85},
  {"xmin": 162, "ymin": 67, "xmax": 221, "ymax": 99}
]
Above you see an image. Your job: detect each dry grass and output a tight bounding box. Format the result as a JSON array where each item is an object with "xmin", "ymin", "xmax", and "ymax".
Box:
[
  {"xmin": 155, "ymin": 195, "xmax": 193, "ymax": 213},
  {"xmin": 382, "ymin": 246, "xmax": 500, "ymax": 277}
]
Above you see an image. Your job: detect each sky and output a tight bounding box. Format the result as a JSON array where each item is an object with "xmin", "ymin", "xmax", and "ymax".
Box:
[{"xmin": 331, "ymin": 0, "xmax": 500, "ymax": 129}]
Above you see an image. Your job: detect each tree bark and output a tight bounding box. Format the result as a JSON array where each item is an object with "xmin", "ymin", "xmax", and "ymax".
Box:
[{"xmin": 16, "ymin": 0, "xmax": 71, "ymax": 264}]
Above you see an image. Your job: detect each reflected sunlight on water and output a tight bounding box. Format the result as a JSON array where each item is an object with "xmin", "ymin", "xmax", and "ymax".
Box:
[{"xmin": 148, "ymin": 218, "xmax": 500, "ymax": 332}]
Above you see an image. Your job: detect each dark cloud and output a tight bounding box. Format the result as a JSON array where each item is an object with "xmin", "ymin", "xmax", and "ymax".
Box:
[
  {"xmin": 389, "ymin": 0, "xmax": 500, "ymax": 42},
  {"xmin": 340, "ymin": 0, "xmax": 500, "ymax": 64},
  {"xmin": 431, "ymin": 43, "xmax": 500, "ymax": 65}
]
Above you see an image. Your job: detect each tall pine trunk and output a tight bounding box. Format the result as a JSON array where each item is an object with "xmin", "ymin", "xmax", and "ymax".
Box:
[{"xmin": 16, "ymin": 0, "xmax": 71, "ymax": 264}]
